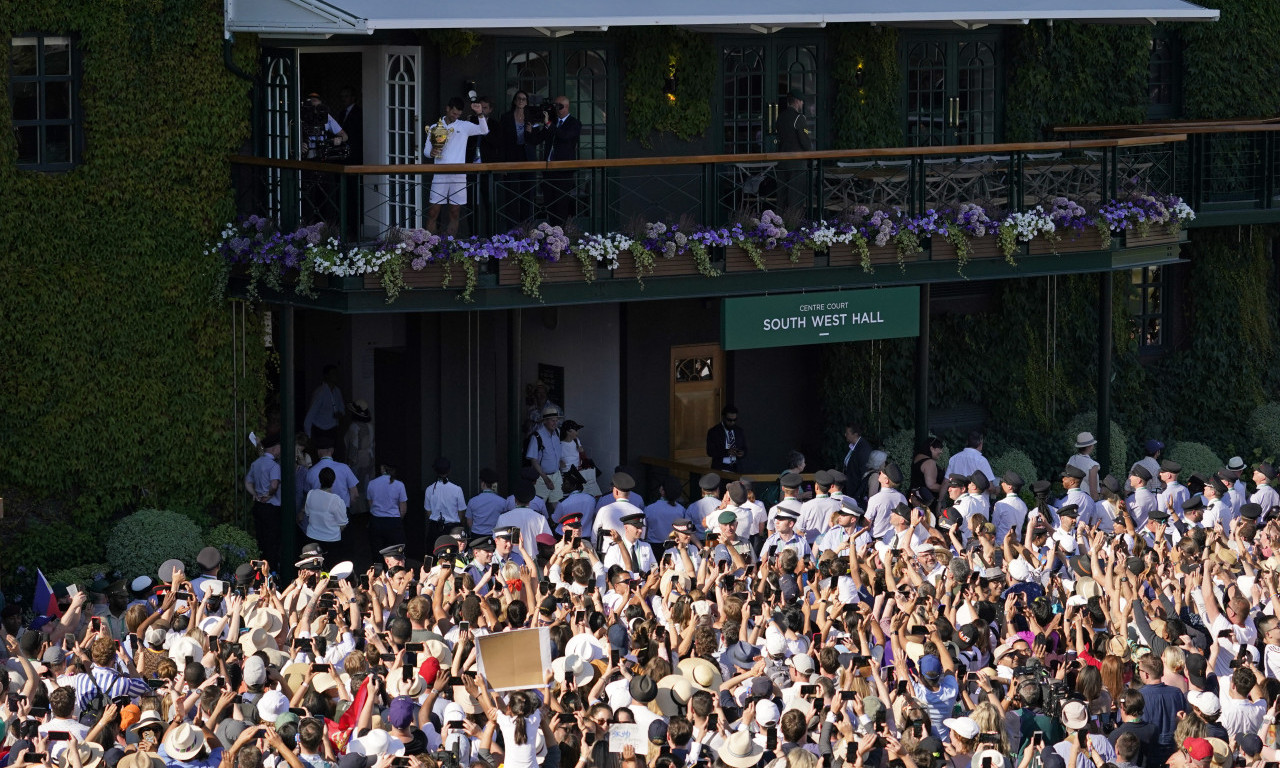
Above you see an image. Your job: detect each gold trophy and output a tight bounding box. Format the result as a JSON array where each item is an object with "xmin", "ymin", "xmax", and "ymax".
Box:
[{"xmin": 428, "ymin": 119, "xmax": 450, "ymax": 160}]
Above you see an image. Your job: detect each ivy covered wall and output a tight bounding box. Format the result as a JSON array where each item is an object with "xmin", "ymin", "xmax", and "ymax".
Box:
[{"xmin": 0, "ymin": 0, "xmax": 262, "ymax": 572}]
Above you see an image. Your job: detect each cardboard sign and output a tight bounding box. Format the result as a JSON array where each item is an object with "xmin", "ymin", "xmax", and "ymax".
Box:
[
  {"xmin": 607, "ymin": 723, "xmax": 649, "ymax": 755},
  {"xmin": 475, "ymin": 627, "xmax": 552, "ymax": 691}
]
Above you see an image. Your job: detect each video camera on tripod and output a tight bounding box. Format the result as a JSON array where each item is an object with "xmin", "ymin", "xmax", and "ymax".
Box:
[{"xmin": 300, "ymin": 98, "xmax": 350, "ymax": 161}]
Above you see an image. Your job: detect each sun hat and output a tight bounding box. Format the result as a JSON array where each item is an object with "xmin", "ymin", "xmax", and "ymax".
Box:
[
  {"xmin": 1060, "ymin": 700, "xmax": 1089, "ymax": 730},
  {"xmin": 1075, "ymin": 432, "xmax": 1098, "ymax": 448},
  {"xmin": 552, "ymin": 654, "xmax": 595, "ymax": 687},
  {"xmin": 56, "ymin": 743, "xmax": 104, "ymax": 768},
  {"xmin": 718, "ymin": 728, "xmax": 765, "ymax": 768},
  {"xmin": 256, "ymin": 690, "xmax": 289, "ymax": 723},
  {"xmin": 349, "ymin": 729, "xmax": 406, "ymax": 757},
  {"xmin": 385, "ymin": 667, "xmax": 426, "ymax": 697},
  {"xmin": 656, "ymin": 675, "xmax": 693, "ymax": 717},
  {"xmin": 678, "ymin": 657, "xmax": 723, "ymax": 691},
  {"xmin": 130, "ymin": 710, "xmax": 165, "ymax": 735},
  {"xmin": 162, "ymin": 723, "xmax": 208, "ymax": 762}
]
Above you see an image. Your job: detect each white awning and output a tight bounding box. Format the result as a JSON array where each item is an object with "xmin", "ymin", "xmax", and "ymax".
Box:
[{"xmin": 225, "ymin": 0, "xmax": 1218, "ymax": 37}]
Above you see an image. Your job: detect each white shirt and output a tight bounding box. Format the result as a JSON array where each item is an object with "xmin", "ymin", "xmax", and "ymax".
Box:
[
  {"xmin": 495, "ymin": 506, "xmax": 552, "ymax": 553},
  {"xmin": 423, "ymin": 478, "xmax": 467, "ymax": 523},
  {"xmin": 1209, "ymin": 612, "xmax": 1258, "ymax": 678},
  {"xmin": 559, "ymin": 438, "xmax": 583, "ymax": 472},
  {"xmin": 797, "ymin": 496, "xmax": 840, "ymax": 544},
  {"xmin": 303, "ymin": 488, "xmax": 348, "ymax": 542},
  {"xmin": 432, "ymin": 116, "xmax": 487, "ymax": 165},
  {"xmin": 944, "ymin": 448, "xmax": 996, "ymax": 484},
  {"xmin": 992, "ymin": 494, "xmax": 1028, "ymax": 541},
  {"xmin": 603, "ymin": 539, "xmax": 658, "ymax": 574},
  {"xmin": 1218, "ymin": 683, "xmax": 1266, "ymax": 739}
]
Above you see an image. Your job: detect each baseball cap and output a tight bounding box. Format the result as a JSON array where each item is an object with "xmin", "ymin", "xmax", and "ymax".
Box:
[
  {"xmin": 1183, "ymin": 738, "xmax": 1213, "ymax": 762},
  {"xmin": 919, "ymin": 654, "xmax": 942, "ymax": 680}
]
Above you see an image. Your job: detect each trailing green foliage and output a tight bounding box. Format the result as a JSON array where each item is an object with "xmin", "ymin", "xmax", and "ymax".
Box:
[
  {"xmin": 1165, "ymin": 441, "xmax": 1224, "ymax": 481},
  {"xmin": 424, "ymin": 30, "xmax": 480, "ymax": 58},
  {"xmin": 0, "ymin": 0, "xmax": 263, "ymax": 540},
  {"xmin": 619, "ymin": 28, "xmax": 715, "ymax": 147},
  {"xmin": 105, "ymin": 509, "xmax": 203, "ymax": 584},
  {"xmin": 828, "ymin": 24, "xmax": 902, "ymax": 149}
]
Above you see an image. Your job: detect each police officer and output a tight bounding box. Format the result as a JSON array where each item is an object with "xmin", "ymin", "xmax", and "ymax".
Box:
[
  {"xmin": 666, "ymin": 518, "xmax": 703, "ymax": 575},
  {"xmin": 603, "ymin": 512, "xmax": 657, "ymax": 575},
  {"xmin": 1252, "ymin": 463, "xmax": 1280, "ymax": 513},
  {"xmin": 465, "ymin": 536, "xmax": 496, "ymax": 595},
  {"xmin": 1129, "ymin": 464, "xmax": 1158, "ymax": 528},
  {"xmin": 1157, "ymin": 459, "xmax": 1188, "ymax": 516},
  {"xmin": 1058, "ymin": 466, "xmax": 1095, "ymax": 527},
  {"xmin": 768, "ymin": 473, "xmax": 804, "ymax": 534},
  {"xmin": 759, "ymin": 503, "xmax": 809, "ymax": 563}
]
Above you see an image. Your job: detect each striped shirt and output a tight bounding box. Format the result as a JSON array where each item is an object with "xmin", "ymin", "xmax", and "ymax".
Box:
[{"xmin": 72, "ymin": 664, "xmax": 151, "ymax": 709}]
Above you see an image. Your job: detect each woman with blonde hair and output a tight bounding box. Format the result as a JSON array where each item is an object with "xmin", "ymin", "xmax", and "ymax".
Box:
[{"xmin": 1161, "ymin": 645, "xmax": 1188, "ymax": 692}]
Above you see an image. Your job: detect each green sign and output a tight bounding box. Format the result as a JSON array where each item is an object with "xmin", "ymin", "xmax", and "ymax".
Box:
[{"xmin": 722, "ymin": 286, "xmax": 920, "ymax": 350}]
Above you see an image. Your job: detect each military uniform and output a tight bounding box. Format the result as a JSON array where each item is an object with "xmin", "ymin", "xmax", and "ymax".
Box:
[{"xmin": 774, "ymin": 94, "xmax": 812, "ymax": 214}]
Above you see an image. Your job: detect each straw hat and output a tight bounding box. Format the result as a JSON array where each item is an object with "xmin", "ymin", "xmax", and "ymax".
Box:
[
  {"xmin": 349, "ymin": 728, "xmax": 406, "ymax": 757},
  {"xmin": 162, "ymin": 723, "xmax": 208, "ymax": 762},
  {"xmin": 385, "ymin": 667, "xmax": 426, "ymax": 697},
  {"xmin": 240, "ymin": 628, "xmax": 278, "ymax": 656},
  {"xmin": 656, "ymin": 675, "xmax": 693, "ymax": 717},
  {"xmin": 552, "ymin": 654, "xmax": 595, "ymax": 688},
  {"xmin": 244, "ymin": 606, "xmax": 284, "ymax": 635},
  {"xmin": 677, "ymin": 657, "xmax": 723, "ymax": 692},
  {"xmin": 56, "ymin": 743, "xmax": 104, "ymax": 768},
  {"xmin": 718, "ymin": 729, "xmax": 764, "ymax": 768}
]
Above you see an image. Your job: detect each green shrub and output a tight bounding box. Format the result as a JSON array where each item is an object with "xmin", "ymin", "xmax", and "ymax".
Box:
[
  {"xmin": 44, "ymin": 563, "xmax": 116, "ymax": 593},
  {"xmin": 991, "ymin": 449, "xmax": 1039, "ymax": 487},
  {"xmin": 203, "ymin": 523, "xmax": 260, "ymax": 574},
  {"xmin": 1061, "ymin": 412, "xmax": 1128, "ymax": 479},
  {"xmin": 105, "ymin": 509, "xmax": 203, "ymax": 581},
  {"xmin": 1248, "ymin": 402, "xmax": 1280, "ymax": 462},
  {"xmin": 1166, "ymin": 441, "xmax": 1224, "ymax": 482}
]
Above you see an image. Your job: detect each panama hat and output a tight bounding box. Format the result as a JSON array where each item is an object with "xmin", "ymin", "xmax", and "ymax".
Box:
[{"xmin": 162, "ymin": 723, "xmax": 208, "ymax": 762}]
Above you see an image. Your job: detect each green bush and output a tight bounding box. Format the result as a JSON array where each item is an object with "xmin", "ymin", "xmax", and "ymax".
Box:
[
  {"xmin": 991, "ymin": 449, "xmax": 1039, "ymax": 488},
  {"xmin": 105, "ymin": 509, "xmax": 203, "ymax": 581},
  {"xmin": 1061, "ymin": 412, "xmax": 1128, "ymax": 479},
  {"xmin": 1248, "ymin": 402, "xmax": 1280, "ymax": 462},
  {"xmin": 1166, "ymin": 441, "xmax": 1224, "ymax": 482},
  {"xmin": 203, "ymin": 523, "xmax": 260, "ymax": 574},
  {"xmin": 44, "ymin": 563, "xmax": 116, "ymax": 593}
]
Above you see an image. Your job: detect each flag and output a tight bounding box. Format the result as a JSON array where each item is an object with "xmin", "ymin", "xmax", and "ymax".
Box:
[
  {"xmin": 330, "ymin": 675, "xmax": 368, "ymax": 751},
  {"xmin": 33, "ymin": 569, "xmax": 61, "ymax": 619}
]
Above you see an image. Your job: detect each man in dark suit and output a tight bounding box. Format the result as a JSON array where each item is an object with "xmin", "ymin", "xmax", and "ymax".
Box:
[
  {"xmin": 841, "ymin": 422, "xmax": 872, "ymax": 500},
  {"xmin": 337, "ymin": 87, "xmax": 363, "ymax": 239},
  {"xmin": 535, "ymin": 95, "xmax": 581, "ymax": 226},
  {"xmin": 706, "ymin": 406, "xmax": 747, "ymax": 472}
]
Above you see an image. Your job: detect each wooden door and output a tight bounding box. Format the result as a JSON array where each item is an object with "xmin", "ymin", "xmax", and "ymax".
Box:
[{"xmin": 670, "ymin": 344, "xmax": 725, "ymax": 466}]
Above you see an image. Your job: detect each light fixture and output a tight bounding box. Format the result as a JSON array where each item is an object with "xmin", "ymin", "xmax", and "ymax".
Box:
[{"xmin": 855, "ymin": 62, "xmax": 865, "ymax": 89}]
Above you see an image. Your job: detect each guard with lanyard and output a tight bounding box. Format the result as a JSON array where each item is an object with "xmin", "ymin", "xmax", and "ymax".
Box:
[{"xmin": 423, "ymin": 456, "xmax": 466, "ymax": 558}]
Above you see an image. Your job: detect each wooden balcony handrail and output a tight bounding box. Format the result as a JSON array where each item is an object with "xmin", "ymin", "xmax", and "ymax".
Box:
[
  {"xmin": 1054, "ymin": 117, "xmax": 1280, "ymax": 134},
  {"xmin": 638, "ymin": 455, "xmax": 815, "ymax": 485},
  {"xmin": 230, "ymin": 133, "xmax": 1187, "ymax": 175}
]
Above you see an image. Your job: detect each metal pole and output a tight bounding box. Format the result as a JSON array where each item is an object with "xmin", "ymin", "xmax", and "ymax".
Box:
[
  {"xmin": 1096, "ymin": 273, "xmax": 1113, "ymax": 477},
  {"xmin": 915, "ymin": 284, "xmax": 931, "ymax": 446},
  {"xmin": 279, "ymin": 306, "xmax": 297, "ymax": 581},
  {"xmin": 508, "ymin": 309, "xmax": 523, "ymax": 489}
]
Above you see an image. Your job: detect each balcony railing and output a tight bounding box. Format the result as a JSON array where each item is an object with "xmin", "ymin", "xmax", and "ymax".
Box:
[
  {"xmin": 230, "ymin": 133, "xmax": 1188, "ymax": 243},
  {"xmin": 1055, "ymin": 118, "xmax": 1280, "ymax": 225}
]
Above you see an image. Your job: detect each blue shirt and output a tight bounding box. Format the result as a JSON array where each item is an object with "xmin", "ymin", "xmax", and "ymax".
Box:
[
  {"xmin": 644, "ymin": 499, "xmax": 685, "ymax": 545},
  {"xmin": 554, "ymin": 491, "xmax": 596, "ymax": 536},
  {"xmin": 366, "ymin": 474, "xmax": 407, "ymax": 518},
  {"xmin": 911, "ymin": 675, "xmax": 959, "ymax": 742},
  {"xmin": 467, "ymin": 489, "xmax": 507, "ymax": 536},
  {"xmin": 1140, "ymin": 682, "xmax": 1187, "ymax": 747},
  {"xmin": 73, "ymin": 666, "xmax": 151, "ymax": 711},
  {"xmin": 158, "ymin": 745, "xmax": 223, "ymax": 768},
  {"xmin": 246, "ymin": 454, "xmax": 281, "ymax": 505},
  {"xmin": 304, "ymin": 457, "xmax": 360, "ymax": 508}
]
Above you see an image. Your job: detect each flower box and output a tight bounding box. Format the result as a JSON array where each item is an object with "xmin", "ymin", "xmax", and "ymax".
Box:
[
  {"xmin": 827, "ymin": 243, "xmax": 908, "ymax": 269},
  {"xmin": 326, "ymin": 275, "xmax": 365, "ymax": 290},
  {"xmin": 612, "ymin": 251, "xmax": 703, "ymax": 280},
  {"xmin": 1120, "ymin": 228, "xmax": 1185, "ymax": 249},
  {"xmin": 363, "ymin": 262, "xmax": 459, "ymax": 290},
  {"xmin": 1029, "ymin": 228, "xmax": 1107, "ymax": 255},
  {"xmin": 930, "ymin": 236, "xmax": 1003, "ymax": 263},
  {"xmin": 498, "ymin": 257, "xmax": 599, "ymax": 286},
  {"xmin": 724, "ymin": 246, "xmax": 813, "ymax": 272}
]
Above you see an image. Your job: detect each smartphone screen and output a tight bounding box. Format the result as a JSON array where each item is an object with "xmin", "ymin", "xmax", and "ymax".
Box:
[
  {"xmin": 610, "ymin": 648, "xmax": 620, "ymax": 667},
  {"xmin": 311, "ymin": 663, "xmax": 331, "ymax": 673},
  {"xmin": 766, "ymin": 726, "xmax": 777, "ymax": 750},
  {"xmin": 45, "ymin": 732, "xmax": 70, "ymax": 742},
  {"xmin": 459, "ymin": 621, "xmax": 470, "ymax": 632},
  {"xmin": 406, "ymin": 643, "xmax": 425, "ymax": 652},
  {"xmin": 422, "ymin": 555, "xmax": 434, "ymax": 570},
  {"xmin": 839, "ymin": 691, "xmax": 856, "ymax": 701}
]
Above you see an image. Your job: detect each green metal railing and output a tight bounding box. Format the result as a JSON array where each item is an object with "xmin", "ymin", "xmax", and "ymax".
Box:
[{"xmin": 230, "ymin": 132, "xmax": 1187, "ymax": 243}]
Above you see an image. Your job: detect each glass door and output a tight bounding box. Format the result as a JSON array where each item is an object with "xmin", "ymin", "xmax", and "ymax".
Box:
[
  {"xmin": 902, "ymin": 33, "xmax": 1000, "ymax": 147},
  {"xmin": 718, "ymin": 38, "xmax": 823, "ymax": 154},
  {"xmin": 259, "ymin": 48, "xmax": 298, "ymax": 227},
  {"xmin": 383, "ymin": 46, "xmax": 421, "ymax": 230},
  {"xmin": 497, "ymin": 40, "xmax": 616, "ymax": 159}
]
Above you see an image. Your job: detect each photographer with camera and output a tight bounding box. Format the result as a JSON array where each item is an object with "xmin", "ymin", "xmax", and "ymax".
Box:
[
  {"xmin": 299, "ymin": 92, "xmax": 349, "ymax": 225},
  {"xmin": 528, "ymin": 95, "xmax": 580, "ymax": 226}
]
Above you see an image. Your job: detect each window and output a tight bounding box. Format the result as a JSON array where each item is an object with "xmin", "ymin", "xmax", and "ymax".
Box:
[
  {"xmin": 9, "ymin": 35, "xmax": 81, "ymax": 170},
  {"xmin": 1130, "ymin": 266, "xmax": 1167, "ymax": 352},
  {"xmin": 1146, "ymin": 32, "xmax": 1181, "ymax": 121}
]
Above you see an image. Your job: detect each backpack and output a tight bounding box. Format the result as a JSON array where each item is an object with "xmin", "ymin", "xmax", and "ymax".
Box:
[{"xmin": 79, "ymin": 670, "xmax": 114, "ymax": 727}]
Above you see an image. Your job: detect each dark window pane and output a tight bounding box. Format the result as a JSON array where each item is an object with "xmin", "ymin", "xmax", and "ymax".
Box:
[
  {"xmin": 10, "ymin": 38, "xmax": 38, "ymax": 75},
  {"xmin": 44, "ymin": 38, "xmax": 70, "ymax": 75},
  {"xmin": 12, "ymin": 80, "xmax": 38, "ymax": 121},
  {"xmin": 44, "ymin": 80, "xmax": 70, "ymax": 119},
  {"xmin": 15, "ymin": 126, "xmax": 39, "ymax": 164},
  {"xmin": 45, "ymin": 124, "xmax": 70, "ymax": 163}
]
